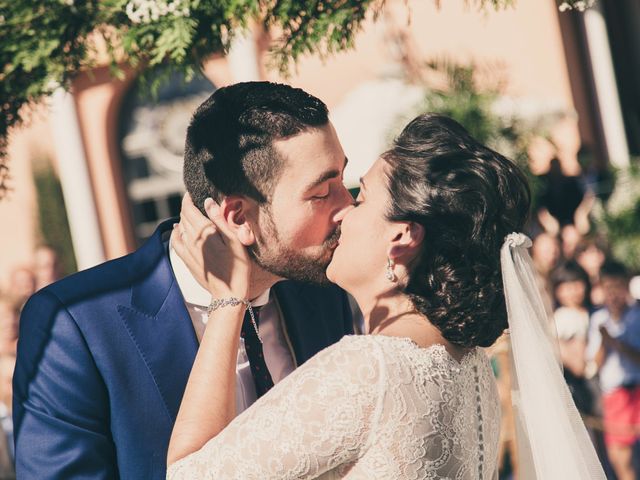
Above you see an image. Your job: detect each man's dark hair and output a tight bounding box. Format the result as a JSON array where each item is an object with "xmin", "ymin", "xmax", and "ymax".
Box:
[
  {"xmin": 600, "ymin": 259, "xmax": 629, "ymax": 281},
  {"xmin": 183, "ymin": 81, "xmax": 329, "ymax": 213}
]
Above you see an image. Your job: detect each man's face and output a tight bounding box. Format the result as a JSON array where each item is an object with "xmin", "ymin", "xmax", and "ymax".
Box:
[{"xmin": 250, "ymin": 122, "xmax": 353, "ymax": 284}]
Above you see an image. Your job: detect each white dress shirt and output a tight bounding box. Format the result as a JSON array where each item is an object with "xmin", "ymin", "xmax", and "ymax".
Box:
[{"xmin": 169, "ymin": 242, "xmax": 296, "ymax": 414}]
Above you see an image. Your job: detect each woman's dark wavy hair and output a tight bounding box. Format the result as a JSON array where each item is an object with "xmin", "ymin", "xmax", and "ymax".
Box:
[{"xmin": 383, "ymin": 114, "xmax": 531, "ymax": 348}]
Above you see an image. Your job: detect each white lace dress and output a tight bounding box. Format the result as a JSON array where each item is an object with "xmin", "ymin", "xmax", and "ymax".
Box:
[{"xmin": 167, "ymin": 335, "xmax": 501, "ymax": 480}]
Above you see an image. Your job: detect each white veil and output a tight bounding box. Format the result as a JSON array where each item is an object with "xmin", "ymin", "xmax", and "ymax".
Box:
[{"xmin": 500, "ymin": 233, "xmax": 606, "ymax": 479}]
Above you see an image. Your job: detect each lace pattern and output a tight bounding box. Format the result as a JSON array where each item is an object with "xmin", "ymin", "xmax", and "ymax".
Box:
[{"xmin": 167, "ymin": 335, "xmax": 501, "ymax": 479}]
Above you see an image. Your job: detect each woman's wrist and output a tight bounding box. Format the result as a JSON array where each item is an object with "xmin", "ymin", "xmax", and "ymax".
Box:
[
  {"xmin": 204, "ymin": 299, "xmax": 247, "ymax": 335},
  {"xmin": 207, "ymin": 284, "xmax": 250, "ymax": 301},
  {"xmin": 207, "ymin": 296, "xmax": 250, "ymax": 315}
]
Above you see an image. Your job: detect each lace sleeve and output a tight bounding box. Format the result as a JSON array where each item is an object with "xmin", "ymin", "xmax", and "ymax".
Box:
[{"xmin": 167, "ymin": 336, "xmax": 385, "ymax": 480}]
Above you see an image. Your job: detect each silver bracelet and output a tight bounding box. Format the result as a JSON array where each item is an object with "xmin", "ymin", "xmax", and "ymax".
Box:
[{"xmin": 207, "ymin": 297, "xmax": 261, "ymax": 343}]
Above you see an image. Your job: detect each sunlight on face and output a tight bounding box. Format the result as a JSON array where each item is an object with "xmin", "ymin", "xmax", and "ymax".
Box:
[
  {"xmin": 327, "ymin": 157, "xmax": 394, "ymax": 291},
  {"xmin": 250, "ymin": 123, "xmax": 353, "ymax": 283}
]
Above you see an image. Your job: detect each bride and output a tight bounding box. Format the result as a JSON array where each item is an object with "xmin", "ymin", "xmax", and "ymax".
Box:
[{"xmin": 166, "ymin": 114, "xmax": 605, "ymax": 479}]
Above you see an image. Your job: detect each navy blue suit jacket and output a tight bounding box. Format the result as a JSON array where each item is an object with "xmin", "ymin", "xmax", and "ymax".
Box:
[{"xmin": 13, "ymin": 219, "xmax": 353, "ymax": 479}]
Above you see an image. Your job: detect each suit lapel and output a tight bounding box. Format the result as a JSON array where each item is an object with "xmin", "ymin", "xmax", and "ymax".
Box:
[{"xmin": 118, "ymin": 220, "xmax": 198, "ymax": 424}]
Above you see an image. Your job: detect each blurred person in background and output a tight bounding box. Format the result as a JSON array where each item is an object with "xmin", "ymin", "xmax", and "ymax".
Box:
[
  {"xmin": 487, "ymin": 334, "xmax": 518, "ymax": 479},
  {"xmin": 534, "ymin": 115, "xmax": 594, "ymax": 244},
  {"xmin": 587, "ymin": 261, "xmax": 640, "ymax": 480},
  {"xmin": 6, "ymin": 267, "xmax": 35, "ymax": 311},
  {"xmin": 532, "ymin": 231, "xmax": 561, "ymax": 277},
  {"xmin": 576, "ymin": 237, "xmax": 608, "ymax": 307},
  {"xmin": 536, "ymin": 158, "xmax": 588, "ymax": 236},
  {"xmin": 531, "ymin": 231, "xmax": 561, "ymax": 316},
  {"xmin": 527, "ymin": 135, "xmax": 555, "ymax": 177},
  {"xmin": 551, "ymin": 261, "xmax": 593, "ymax": 416},
  {"xmin": 0, "ymin": 297, "xmax": 19, "ymax": 356},
  {"xmin": 630, "ymin": 276, "xmax": 640, "ymax": 305},
  {"xmin": 561, "ymin": 223, "xmax": 585, "ymax": 260},
  {"xmin": 0, "ymin": 353, "xmax": 15, "ymax": 479},
  {"xmin": 549, "ymin": 114, "xmax": 582, "ymax": 178},
  {"xmin": 0, "ymin": 296, "xmax": 18, "ymax": 478},
  {"xmin": 33, "ymin": 245, "xmax": 62, "ymax": 291}
]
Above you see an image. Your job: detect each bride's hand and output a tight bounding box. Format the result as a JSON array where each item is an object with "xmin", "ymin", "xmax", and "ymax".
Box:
[{"xmin": 173, "ymin": 194, "xmax": 252, "ymax": 300}]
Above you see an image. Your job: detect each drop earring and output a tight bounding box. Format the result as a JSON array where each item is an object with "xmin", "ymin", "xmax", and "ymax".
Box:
[{"xmin": 386, "ymin": 258, "xmax": 396, "ymax": 282}]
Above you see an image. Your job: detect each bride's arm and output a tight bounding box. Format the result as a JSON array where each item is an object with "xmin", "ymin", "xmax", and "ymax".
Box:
[
  {"xmin": 167, "ymin": 302, "xmax": 245, "ymax": 466},
  {"xmin": 167, "ymin": 195, "xmax": 253, "ymax": 467},
  {"xmin": 166, "ymin": 336, "xmax": 384, "ymax": 480}
]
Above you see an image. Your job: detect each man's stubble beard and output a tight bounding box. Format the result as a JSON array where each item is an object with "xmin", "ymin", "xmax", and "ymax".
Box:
[{"xmin": 249, "ymin": 208, "xmax": 340, "ymax": 285}]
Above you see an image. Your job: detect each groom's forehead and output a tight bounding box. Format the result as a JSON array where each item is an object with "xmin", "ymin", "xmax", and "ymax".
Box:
[
  {"xmin": 275, "ymin": 152, "xmax": 348, "ymax": 196},
  {"xmin": 273, "ymin": 127, "xmax": 345, "ymax": 168},
  {"xmin": 272, "ymin": 124, "xmax": 338, "ymax": 155}
]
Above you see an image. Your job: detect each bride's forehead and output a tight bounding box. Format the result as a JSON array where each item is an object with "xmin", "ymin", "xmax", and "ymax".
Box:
[{"xmin": 362, "ymin": 158, "xmax": 388, "ymax": 186}]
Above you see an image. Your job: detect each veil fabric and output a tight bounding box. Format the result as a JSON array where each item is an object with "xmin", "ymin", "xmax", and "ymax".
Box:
[{"xmin": 500, "ymin": 233, "xmax": 606, "ymax": 479}]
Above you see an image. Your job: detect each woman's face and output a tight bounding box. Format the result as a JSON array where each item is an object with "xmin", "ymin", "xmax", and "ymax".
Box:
[{"xmin": 327, "ymin": 158, "xmax": 396, "ymax": 292}]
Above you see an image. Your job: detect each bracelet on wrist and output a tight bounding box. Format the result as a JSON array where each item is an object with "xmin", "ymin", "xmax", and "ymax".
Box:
[{"xmin": 207, "ymin": 297, "xmax": 261, "ymax": 343}]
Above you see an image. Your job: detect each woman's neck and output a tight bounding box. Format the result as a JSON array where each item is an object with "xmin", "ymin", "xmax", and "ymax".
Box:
[
  {"xmin": 359, "ymin": 291, "xmax": 417, "ymax": 334},
  {"xmin": 354, "ymin": 289, "xmax": 471, "ymax": 362}
]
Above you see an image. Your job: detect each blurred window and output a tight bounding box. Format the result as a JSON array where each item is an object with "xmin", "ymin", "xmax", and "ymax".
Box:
[{"xmin": 119, "ymin": 72, "xmax": 215, "ymax": 244}]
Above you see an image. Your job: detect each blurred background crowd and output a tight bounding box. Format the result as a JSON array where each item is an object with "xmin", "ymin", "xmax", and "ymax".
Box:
[
  {"xmin": 0, "ymin": 245, "xmax": 63, "ymax": 478},
  {"xmin": 1, "ymin": 0, "xmax": 639, "ymax": 479},
  {"xmin": 490, "ymin": 118, "xmax": 640, "ymax": 477}
]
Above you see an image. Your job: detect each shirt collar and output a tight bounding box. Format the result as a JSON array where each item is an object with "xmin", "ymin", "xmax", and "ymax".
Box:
[{"xmin": 169, "ymin": 234, "xmax": 270, "ymax": 307}]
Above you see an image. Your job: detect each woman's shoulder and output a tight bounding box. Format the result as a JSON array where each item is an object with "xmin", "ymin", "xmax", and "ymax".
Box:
[
  {"xmin": 296, "ymin": 335, "xmax": 427, "ymax": 388},
  {"xmin": 275, "ymin": 335, "xmax": 388, "ymax": 406},
  {"xmin": 327, "ymin": 334, "xmax": 485, "ymax": 360},
  {"xmin": 306, "ymin": 334, "xmax": 492, "ymax": 384},
  {"xmin": 324, "ymin": 335, "xmax": 488, "ymax": 376},
  {"xmin": 307, "ymin": 334, "xmax": 386, "ymax": 371}
]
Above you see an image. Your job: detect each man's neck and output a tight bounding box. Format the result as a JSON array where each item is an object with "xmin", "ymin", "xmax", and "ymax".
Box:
[{"xmin": 247, "ymin": 266, "xmax": 281, "ymax": 301}]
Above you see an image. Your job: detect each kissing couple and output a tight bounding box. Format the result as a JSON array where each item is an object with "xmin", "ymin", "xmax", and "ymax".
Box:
[{"xmin": 15, "ymin": 82, "xmax": 605, "ymax": 479}]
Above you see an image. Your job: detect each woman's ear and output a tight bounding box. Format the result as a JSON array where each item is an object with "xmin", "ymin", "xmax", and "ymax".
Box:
[
  {"xmin": 388, "ymin": 222, "xmax": 424, "ymax": 261},
  {"xmin": 218, "ymin": 196, "xmax": 256, "ymax": 247}
]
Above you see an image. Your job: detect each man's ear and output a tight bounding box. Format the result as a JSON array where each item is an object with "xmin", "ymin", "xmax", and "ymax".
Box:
[
  {"xmin": 219, "ymin": 195, "xmax": 257, "ymax": 247},
  {"xmin": 388, "ymin": 222, "xmax": 424, "ymax": 262}
]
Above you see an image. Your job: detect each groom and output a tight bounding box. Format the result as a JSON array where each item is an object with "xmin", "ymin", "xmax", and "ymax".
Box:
[{"xmin": 14, "ymin": 82, "xmax": 354, "ymax": 479}]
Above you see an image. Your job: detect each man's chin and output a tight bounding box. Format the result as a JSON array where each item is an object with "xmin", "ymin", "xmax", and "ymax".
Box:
[{"xmin": 252, "ymin": 252, "xmax": 332, "ymax": 285}]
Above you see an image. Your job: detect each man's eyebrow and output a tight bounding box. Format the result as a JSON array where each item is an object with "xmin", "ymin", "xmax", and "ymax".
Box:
[
  {"xmin": 304, "ymin": 156, "xmax": 349, "ymax": 192},
  {"xmin": 304, "ymin": 169, "xmax": 341, "ymax": 192}
]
